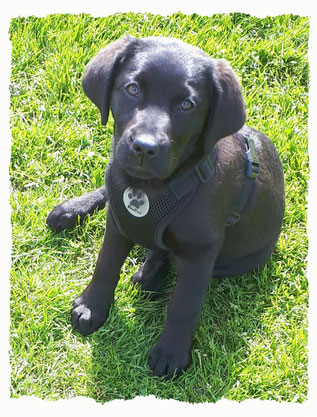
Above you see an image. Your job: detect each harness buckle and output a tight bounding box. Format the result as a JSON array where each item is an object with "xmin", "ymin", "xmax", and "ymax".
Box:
[
  {"xmin": 195, "ymin": 156, "xmax": 215, "ymax": 183},
  {"xmin": 225, "ymin": 212, "xmax": 241, "ymax": 226},
  {"xmin": 245, "ymin": 135, "xmax": 260, "ymax": 179}
]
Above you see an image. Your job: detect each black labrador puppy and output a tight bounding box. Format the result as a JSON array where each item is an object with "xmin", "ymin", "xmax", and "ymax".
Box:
[{"xmin": 47, "ymin": 36, "xmax": 285, "ymax": 379}]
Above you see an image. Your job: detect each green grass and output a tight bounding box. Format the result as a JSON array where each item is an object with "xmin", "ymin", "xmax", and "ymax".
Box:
[{"xmin": 9, "ymin": 12, "xmax": 309, "ymax": 403}]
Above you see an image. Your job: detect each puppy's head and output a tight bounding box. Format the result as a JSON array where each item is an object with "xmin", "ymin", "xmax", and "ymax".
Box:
[{"xmin": 82, "ymin": 36, "xmax": 245, "ymax": 180}]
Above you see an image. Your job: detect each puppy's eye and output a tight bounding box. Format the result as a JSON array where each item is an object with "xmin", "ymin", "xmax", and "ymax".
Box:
[
  {"xmin": 126, "ymin": 83, "xmax": 139, "ymax": 96},
  {"xmin": 180, "ymin": 100, "xmax": 194, "ymax": 110}
]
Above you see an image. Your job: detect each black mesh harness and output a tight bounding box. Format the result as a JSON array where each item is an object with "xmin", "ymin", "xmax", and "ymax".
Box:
[{"xmin": 106, "ymin": 133, "xmax": 259, "ymax": 251}]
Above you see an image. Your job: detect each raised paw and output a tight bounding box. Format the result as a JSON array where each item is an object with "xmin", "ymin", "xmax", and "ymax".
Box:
[
  {"xmin": 71, "ymin": 295, "xmax": 110, "ymax": 336},
  {"xmin": 149, "ymin": 340, "xmax": 191, "ymax": 379}
]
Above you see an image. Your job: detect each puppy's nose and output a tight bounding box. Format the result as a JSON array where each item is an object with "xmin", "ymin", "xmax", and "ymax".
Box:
[{"xmin": 132, "ymin": 137, "xmax": 159, "ymax": 158}]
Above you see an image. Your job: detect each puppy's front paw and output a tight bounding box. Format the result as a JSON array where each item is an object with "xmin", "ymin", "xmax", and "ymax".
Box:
[
  {"xmin": 71, "ymin": 296, "xmax": 110, "ymax": 336},
  {"xmin": 149, "ymin": 341, "xmax": 191, "ymax": 379}
]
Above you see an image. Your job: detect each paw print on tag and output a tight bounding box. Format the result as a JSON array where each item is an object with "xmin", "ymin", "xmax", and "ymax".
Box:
[
  {"xmin": 123, "ymin": 187, "xmax": 149, "ymax": 217},
  {"xmin": 128, "ymin": 189, "xmax": 144, "ymax": 210}
]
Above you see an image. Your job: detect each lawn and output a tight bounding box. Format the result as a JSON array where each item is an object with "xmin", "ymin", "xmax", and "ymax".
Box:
[{"xmin": 9, "ymin": 12, "xmax": 309, "ymax": 403}]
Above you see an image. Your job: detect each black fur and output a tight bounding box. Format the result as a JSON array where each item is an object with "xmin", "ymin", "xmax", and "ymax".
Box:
[{"xmin": 47, "ymin": 36, "xmax": 285, "ymax": 379}]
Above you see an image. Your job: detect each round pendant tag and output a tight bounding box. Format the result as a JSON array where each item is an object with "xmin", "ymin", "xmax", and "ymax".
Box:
[{"xmin": 123, "ymin": 187, "xmax": 149, "ymax": 217}]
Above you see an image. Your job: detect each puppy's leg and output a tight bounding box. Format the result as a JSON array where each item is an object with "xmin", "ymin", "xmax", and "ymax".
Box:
[
  {"xmin": 149, "ymin": 245, "xmax": 221, "ymax": 379},
  {"xmin": 131, "ymin": 250, "xmax": 170, "ymax": 296},
  {"xmin": 46, "ymin": 186, "xmax": 107, "ymax": 231},
  {"xmin": 71, "ymin": 210, "xmax": 133, "ymax": 335}
]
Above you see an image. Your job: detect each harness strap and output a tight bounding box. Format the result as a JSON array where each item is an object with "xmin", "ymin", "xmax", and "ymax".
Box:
[
  {"xmin": 170, "ymin": 149, "xmax": 218, "ymax": 200},
  {"xmin": 225, "ymin": 133, "xmax": 259, "ymax": 226},
  {"xmin": 153, "ymin": 149, "xmax": 218, "ymax": 249}
]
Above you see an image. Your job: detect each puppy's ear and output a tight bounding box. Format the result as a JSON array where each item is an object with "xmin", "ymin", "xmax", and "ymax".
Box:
[
  {"xmin": 204, "ymin": 59, "xmax": 246, "ymax": 152},
  {"xmin": 82, "ymin": 35, "xmax": 135, "ymax": 125}
]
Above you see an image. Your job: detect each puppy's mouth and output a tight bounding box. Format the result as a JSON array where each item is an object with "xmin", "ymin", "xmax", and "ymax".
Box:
[
  {"xmin": 115, "ymin": 137, "xmax": 175, "ymax": 180},
  {"xmin": 124, "ymin": 165, "xmax": 159, "ymax": 180}
]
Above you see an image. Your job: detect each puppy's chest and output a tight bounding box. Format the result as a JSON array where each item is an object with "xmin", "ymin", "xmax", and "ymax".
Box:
[{"xmin": 106, "ymin": 164, "xmax": 202, "ymax": 251}]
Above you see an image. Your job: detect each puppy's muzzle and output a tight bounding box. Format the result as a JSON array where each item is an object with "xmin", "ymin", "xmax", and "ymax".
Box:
[{"xmin": 119, "ymin": 132, "xmax": 172, "ymax": 179}]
